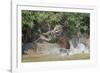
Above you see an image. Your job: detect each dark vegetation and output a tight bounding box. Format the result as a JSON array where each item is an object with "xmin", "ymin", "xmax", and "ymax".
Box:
[{"xmin": 22, "ymin": 10, "xmax": 90, "ymax": 54}]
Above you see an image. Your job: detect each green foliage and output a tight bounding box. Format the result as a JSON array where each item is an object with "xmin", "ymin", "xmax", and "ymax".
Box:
[{"xmin": 22, "ymin": 10, "xmax": 90, "ymax": 43}]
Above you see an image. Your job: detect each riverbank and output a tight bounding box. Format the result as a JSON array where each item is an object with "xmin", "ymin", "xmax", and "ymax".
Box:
[{"xmin": 22, "ymin": 53, "xmax": 90, "ymax": 62}]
